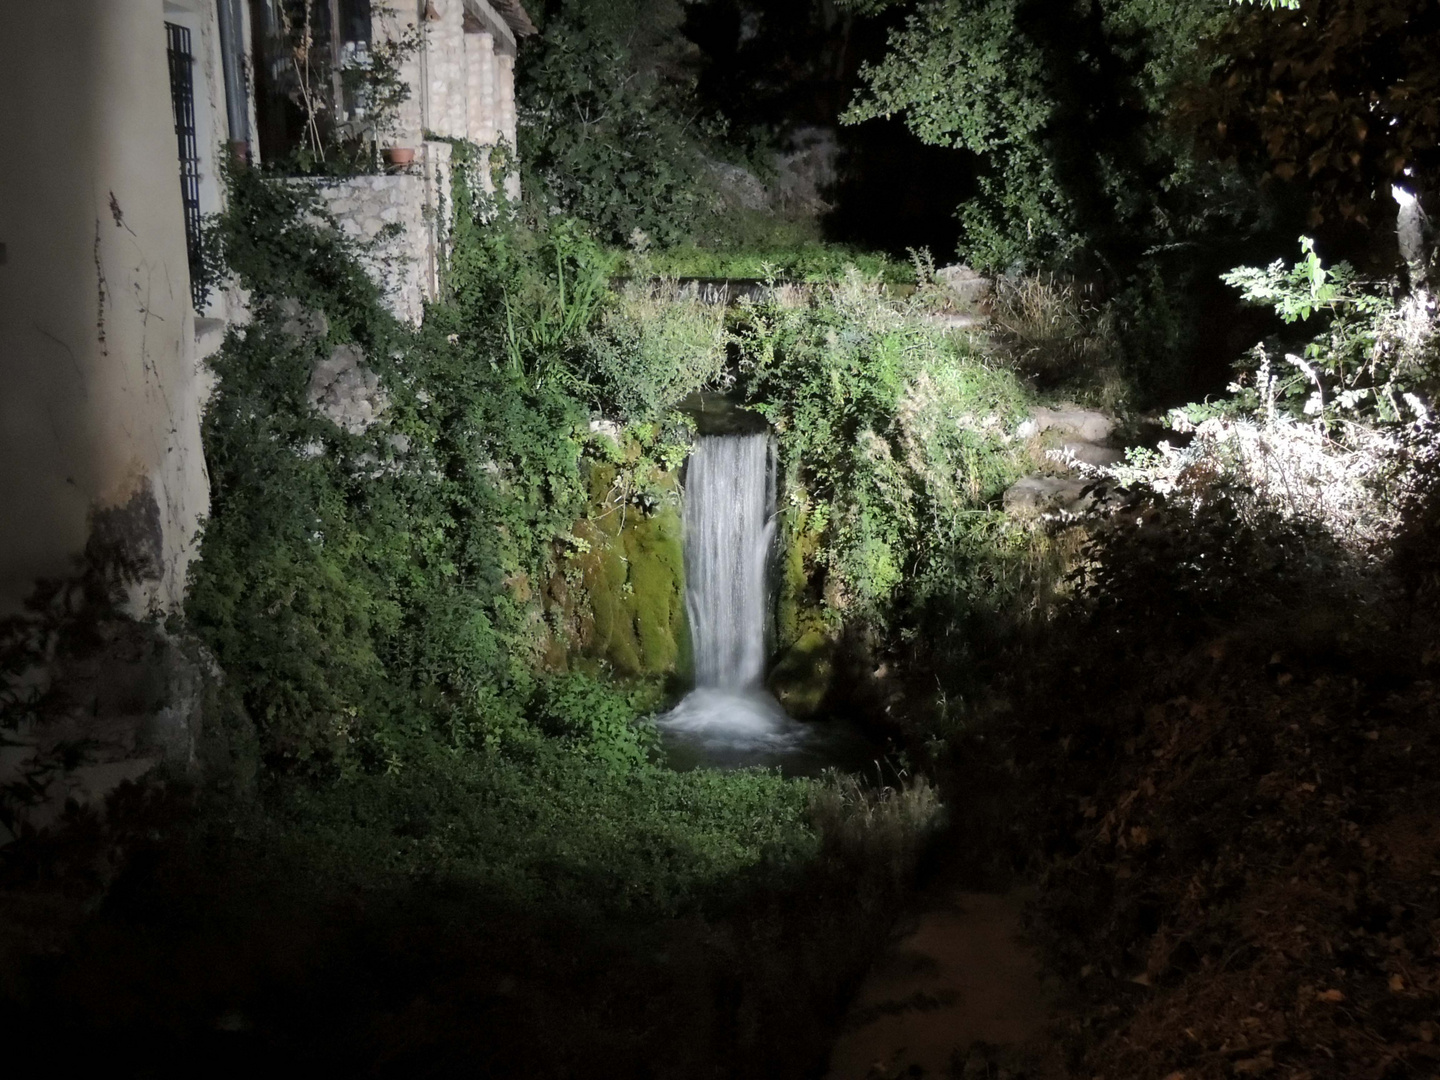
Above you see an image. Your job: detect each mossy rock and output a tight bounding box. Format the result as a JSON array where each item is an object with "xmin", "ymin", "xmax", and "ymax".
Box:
[
  {"xmin": 624, "ymin": 506, "xmax": 689, "ymax": 676},
  {"xmin": 768, "ymin": 630, "xmax": 834, "ymax": 719},
  {"xmin": 556, "ymin": 503, "xmax": 689, "ymax": 679},
  {"xmin": 586, "ymin": 461, "xmax": 620, "ymax": 510},
  {"xmin": 774, "ymin": 491, "xmax": 828, "ymax": 652}
]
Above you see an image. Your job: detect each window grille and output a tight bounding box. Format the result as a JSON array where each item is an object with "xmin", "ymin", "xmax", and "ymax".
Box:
[{"xmin": 165, "ymin": 22, "xmax": 207, "ymax": 309}]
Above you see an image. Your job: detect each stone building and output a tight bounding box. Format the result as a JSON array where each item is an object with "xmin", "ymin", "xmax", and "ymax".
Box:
[
  {"xmin": 0, "ymin": 2, "xmax": 532, "ymax": 827},
  {"xmin": 251, "ymin": 0, "xmax": 535, "ymax": 322},
  {"xmin": 0, "ymin": 0, "xmax": 534, "ymax": 619}
]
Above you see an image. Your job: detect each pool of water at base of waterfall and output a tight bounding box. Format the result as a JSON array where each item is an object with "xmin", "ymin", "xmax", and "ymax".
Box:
[{"xmin": 657, "ymin": 687, "xmax": 877, "ymax": 776}]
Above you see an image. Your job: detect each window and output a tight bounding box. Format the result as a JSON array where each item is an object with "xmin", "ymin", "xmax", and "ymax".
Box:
[
  {"xmin": 165, "ymin": 21, "xmax": 206, "ymax": 309},
  {"xmin": 248, "ymin": 0, "xmax": 373, "ymax": 164}
]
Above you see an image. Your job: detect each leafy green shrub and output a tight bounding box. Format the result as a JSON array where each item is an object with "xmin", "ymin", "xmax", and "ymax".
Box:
[
  {"xmin": 268, "ymin": 742, "xmax": 818, "ymax": 914},
  {"xmin": 208, "ymin": 166, "xmax": 386, "ymax": 336},
  {"xmin": 843, "ymin": 0, "xmax": 1240, "ymax": 275},
  {"xmin": 496, "ymin": 220, "xmax": 620, "ymax": 391},
  {"xmin": 735, "ymin": 272, "xmax": 1031, "ymax": 631},
  {"xmin": 534, "ymin": 672, "xmax": 659, "ymax": 768},
  {"xmin": 188, "ymin": 167, "xmax": 598, "ymax": 771},
  {"xmin": 517, "ymin": 0, "xmax": 720, "ymax": 247},
  {"xmin": 1222, "ymin": 236, "xmax": 1438, "ymax": 427},
  {"xmin": 1100, "ymin": 241, "xmax": 1439, "ymax": 560},
  {"xmin": 582, "ymin": 281, "xmax": 729, "ymax": 421},
  {"xmin": 443, "ymin": 155, "xmax": 622, "ymax": 393}
]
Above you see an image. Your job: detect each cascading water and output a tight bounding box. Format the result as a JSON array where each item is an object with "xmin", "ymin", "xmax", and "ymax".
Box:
[
  {"xmin": 684, "ymin": 434, "xmax": 774, "ymax": 689},
  {"xmin": 658, "ymin": 432, "xmax": 811, "ymax": 764}
]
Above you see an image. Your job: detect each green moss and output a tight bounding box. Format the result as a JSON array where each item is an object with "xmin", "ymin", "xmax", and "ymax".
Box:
[
  {"xmin": 768, "ymin": 630, "xmax": 835, "ymax": 719},
  {"xmin": 557, "ymin": 477, "xmax": 690, "ymax": 681},
  {"xmin": 774, "ymin": 483, "xmax": 829, "ymax": 654},
  {"xmin": 581, "ymin": 535, "xmax": 642, "ymax": 676},
  {"xmin": 587, "ymin": 461, "xmax": 620, "ymax": 510},
  {"xmin": 777, "ymin": 515, "xmax": 809, "ymax": 650},
  {"xmin": 625, "ymin": 504, "xmax": 687, "ymax": 674}
]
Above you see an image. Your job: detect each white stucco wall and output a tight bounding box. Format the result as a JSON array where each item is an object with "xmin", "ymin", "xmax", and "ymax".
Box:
[{"xmin": 0, "ymin": 2, "xmax": 212, "ymax": 614}]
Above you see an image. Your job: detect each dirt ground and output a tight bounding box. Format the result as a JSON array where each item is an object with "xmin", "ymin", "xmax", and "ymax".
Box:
[{"xmin": 828, "ymin": 890, "xmax": 1060, "ymax": 1080}]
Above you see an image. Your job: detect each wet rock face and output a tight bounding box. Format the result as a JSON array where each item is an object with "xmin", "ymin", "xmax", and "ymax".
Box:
[
  {"xmin": 676, "ymin": 391, "xmax": 769, "ymax": 437},
  {"xmin": 768, "ymin": 630, "xmax": 834, "ymax": 719}
]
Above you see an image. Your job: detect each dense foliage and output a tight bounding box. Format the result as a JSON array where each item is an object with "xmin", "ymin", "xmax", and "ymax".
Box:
[
  {"xmin": 20, "ymin": 3, "xmax": 1440, "ymax": 1075},
  {"xmin": 17, "ymin": 8, "xmax": 1440, "ymax": 1075},
  {"xmin": 843, "ymin": 0, "xmax": 1245, "ymax": 274},
  {"xmin": 191, "ymin": 166, "xmax": 657, "ymax": 772},
  {"xmin": 836, "ymin": 0, "xmax": 1307, "ymax": 397},
  {"xmin": 175, "ymin": 141, "xmax": 1069, "ymax": 838},
  {"xmin": 1191, "ymin": 0, "xmax": 1440, "ymax": 232},
  {"xmin": 731, "ymin": 274, "xmax": 1032, "ymax": 655},
  {"xmin": 517, "ymin": 0, "xmax": 723, "ymax": 246},
  {"xmin": 1219, "ymin": 236, "xmax": 1439, "ymax": 426}
]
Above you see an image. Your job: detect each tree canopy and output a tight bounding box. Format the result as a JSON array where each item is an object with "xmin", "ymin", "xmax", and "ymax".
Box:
[
  {"xmin": 1190, "ymin": 0, "xmax": 1440, "ymax": 229},
  {"xmin": 845, "ymin": 0, "xmax": 1439, "ymax": 275},
  {"xmin": 843, "ymin": 0, "xmax": 1244, "ymax": 273},
  {"xmin": 516, "ymin": 0, "xmax": 720, "ymax": 246}
]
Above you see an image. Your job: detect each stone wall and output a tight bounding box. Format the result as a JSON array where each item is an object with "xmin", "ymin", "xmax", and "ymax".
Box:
[
  {"xmin": 373, "ymin": 0, "xmax": 517, "ymax": 154},
  {"xmin": 372, "ymin": 4, "xmax": 426, "ymax": 151},
  {"xmin": 495, "ymin": 50, "xmax": 517, "ymax": 148},
  {"xmin": 349, "ymin": 0, "xmax": 518, "ymax": 300},
  {"xmin": 468, "ymin": 31, "xmax": 498, "ymax": 147},
  {"xmin": 309, "ymin": 140, "xmax": 455, "ymax": 325},
  {"xmin": 425, "ymin": 0, "xmax": 471, "ymax": 139}
]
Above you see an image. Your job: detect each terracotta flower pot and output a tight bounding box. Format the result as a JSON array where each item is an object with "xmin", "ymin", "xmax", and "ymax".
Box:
[{"xmin": 383, "ymin": 147, "xmax": 415, "ymax": 167}]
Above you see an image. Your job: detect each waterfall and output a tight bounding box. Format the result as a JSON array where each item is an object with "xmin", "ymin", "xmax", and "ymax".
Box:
[
  {"xmin": 659, "ymin": 431, "xmax": 811, "ymax": 764},
  {"xmin": 684, "ymin": 434, "xmax": 775, "ymax": 689}
]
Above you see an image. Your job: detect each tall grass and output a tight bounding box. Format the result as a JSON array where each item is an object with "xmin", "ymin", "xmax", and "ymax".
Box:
[
  {"xmin": 809, "ymin": 769, "xmax": 945, "ymax": 886},
  {"xmin": 988, "ymin": 274, "xmax": 1129, "ymax": 410}
]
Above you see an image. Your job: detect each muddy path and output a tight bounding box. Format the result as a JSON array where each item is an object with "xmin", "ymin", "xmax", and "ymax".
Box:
[{"xmin": 827, "ymin": 889, "xmax": 1064, "ymax": 1079}]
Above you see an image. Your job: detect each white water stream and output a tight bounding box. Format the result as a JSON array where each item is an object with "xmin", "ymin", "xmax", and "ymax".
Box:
[
  {"xmin": 685, "ymin": 434, "xmax": 774, "ymax": 688},
  {"xmin": 658, "ymin": 433, "xmax": 812, "ymax": 764}
]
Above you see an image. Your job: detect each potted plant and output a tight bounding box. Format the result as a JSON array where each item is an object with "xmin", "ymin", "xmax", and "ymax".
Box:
[{"xmin": 343, "ymin": 14, "xmax": 422, "ymax": 171}]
